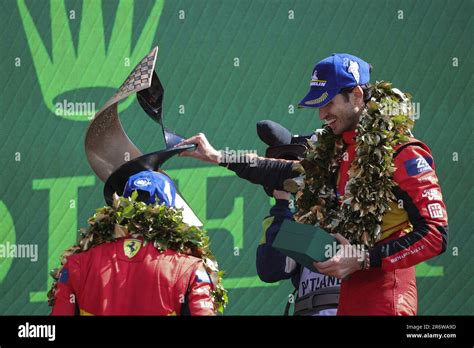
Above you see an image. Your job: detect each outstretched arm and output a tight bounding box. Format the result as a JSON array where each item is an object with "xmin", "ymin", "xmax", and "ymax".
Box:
[{"xmin": 176, "ymin": 133, "xmax": 299, "ymax": 190}]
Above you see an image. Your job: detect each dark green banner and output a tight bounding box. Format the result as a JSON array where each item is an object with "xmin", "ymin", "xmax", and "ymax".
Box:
[{"xmin": 0, "ymin": 0, "xmax": 472, "ymax": 315}]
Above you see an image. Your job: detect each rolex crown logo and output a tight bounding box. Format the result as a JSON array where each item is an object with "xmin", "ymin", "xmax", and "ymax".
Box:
[{"xmin": 17, "ymin": 0, "xmax": 165, "ymax": 121}]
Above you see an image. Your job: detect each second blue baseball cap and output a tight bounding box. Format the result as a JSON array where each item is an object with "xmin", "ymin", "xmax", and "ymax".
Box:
[
  {"xmin": 123, "ymin": 170, "xmax": 177, "ymax": 207},
  {"xmin": 297, "ymin": 53, "xmax": 371, "ymax": 108}
]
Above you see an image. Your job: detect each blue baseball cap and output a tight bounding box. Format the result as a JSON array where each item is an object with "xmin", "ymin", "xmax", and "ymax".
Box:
[
  {"xmin": 298, "ymin": 53, "xmax": 371, "ymax": 108},
  {"xmin": 123, "ymin": 170, "xmax": 177, "ymax": 207}
]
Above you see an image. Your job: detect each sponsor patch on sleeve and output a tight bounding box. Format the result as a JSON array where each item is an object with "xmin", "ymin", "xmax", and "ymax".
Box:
[
  {"xmin": 422, "ymin": 188, "xmax": 442, "ymax": 201},
  {"xmin": 404, "ymin": 156, "xmax": 433, "ymax": 176},
  {"xmin": 427, "ymin": 203, "xmax": 444, "ymax": 219}
]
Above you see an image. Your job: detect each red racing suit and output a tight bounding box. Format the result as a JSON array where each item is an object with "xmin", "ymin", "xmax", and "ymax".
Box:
[
  {"xmin": 51, "ymin": 236, "xmax": 216, "ymax": 316},
  {"xmin": 336, "ymin": 130, "xmax": 448, "ymax": 315}
]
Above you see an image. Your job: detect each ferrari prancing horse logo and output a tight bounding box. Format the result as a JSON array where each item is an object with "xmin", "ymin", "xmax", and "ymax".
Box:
[{"xmin": 124, "ymin": 239, "xmax": 142, "ymax": 259}]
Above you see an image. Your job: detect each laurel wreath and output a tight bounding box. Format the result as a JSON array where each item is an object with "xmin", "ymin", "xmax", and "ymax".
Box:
[
  {"xmin": 47, "ymin": 192, "xmax": 228, "ymax": 314},
  {"xmin": 284, "ymin": 81, "xmax": 415, "ymax": 247}
]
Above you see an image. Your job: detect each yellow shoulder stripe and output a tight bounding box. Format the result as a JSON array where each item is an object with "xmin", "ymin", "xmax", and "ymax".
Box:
[{"xmin": 260, "ymin": 216, "xmax": 275, "ymax": 245}]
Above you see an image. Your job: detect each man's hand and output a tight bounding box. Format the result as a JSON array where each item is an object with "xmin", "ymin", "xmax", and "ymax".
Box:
[
  {"xmin": 175, "ymin": 133, "xmax": 221, "ymax": 164},
  {"xmin": 313, "ymin": 233, "xmax": 363, "ymax": 279},
  {"xmin": 273, "ymin": 190, "xmax": 291, "ymax": 200}
]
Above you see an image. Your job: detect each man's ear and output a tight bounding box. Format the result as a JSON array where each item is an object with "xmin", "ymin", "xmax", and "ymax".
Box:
[{"xmin": 351, "ymin": 85, "xmax": 364, "ymax": 107}]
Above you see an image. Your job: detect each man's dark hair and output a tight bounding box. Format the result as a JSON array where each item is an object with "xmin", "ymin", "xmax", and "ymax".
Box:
[
  {"xmin": 339, "ymin": 64, "xmax": 373, "ymax": 104},
  {"xmin": 135, "ymin": 189, "xmax": 151, "ymax": 203}
]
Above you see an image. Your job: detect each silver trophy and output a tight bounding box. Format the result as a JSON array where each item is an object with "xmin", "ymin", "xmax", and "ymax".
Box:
[{"xmin": 85, "ymin": 46, "xmax": 202, "ymax": 227}]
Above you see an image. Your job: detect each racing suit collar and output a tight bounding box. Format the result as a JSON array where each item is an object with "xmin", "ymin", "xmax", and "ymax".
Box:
[{"xmin": 342, "ymin": 129, "xmax": 357, "ymax": 145}]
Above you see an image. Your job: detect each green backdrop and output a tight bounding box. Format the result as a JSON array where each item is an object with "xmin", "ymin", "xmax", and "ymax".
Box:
[{"xmin": 0, "ymin": 0, "xmax": 472, "ymax": 315}]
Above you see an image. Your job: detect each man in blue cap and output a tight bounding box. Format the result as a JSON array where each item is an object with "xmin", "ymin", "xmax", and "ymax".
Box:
[
  {"xmin": 177, "ymin": 54, "xmax": 448, "ymax": 315},
  {"xmin": 297, "ymin": 53, "xmax": 372, "ymax": 135},
  {"xmin": 51, "ymin": 170, "xmax": 216, "ymax": 316}
]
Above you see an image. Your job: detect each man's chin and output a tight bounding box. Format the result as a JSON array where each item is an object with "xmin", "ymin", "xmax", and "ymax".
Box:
[{"xmin": 330, "ymin": 126, "xmax": 342, "ymax": 135}]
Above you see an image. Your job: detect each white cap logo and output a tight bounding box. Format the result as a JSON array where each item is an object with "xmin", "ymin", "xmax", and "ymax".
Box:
[
  {"xmin": 134, "ymin": 178, "xmax": 151, "ymax": 187},
  {"xmin": 348, "ymin": 60, "xmax": 360, "ymax": 84},
  {"xmin": 311, "ymin": 70, "xmax": 318, "ymax": 80}
]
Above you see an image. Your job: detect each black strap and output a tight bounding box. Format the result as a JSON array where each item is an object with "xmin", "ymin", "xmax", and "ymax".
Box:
[
  {"xmin": 74, "ymin": 301, "xmax": 80, "ymax": 316},
  {"xmin": 293, "ymin": 286, "xmax": 340, "ymax": 316}
]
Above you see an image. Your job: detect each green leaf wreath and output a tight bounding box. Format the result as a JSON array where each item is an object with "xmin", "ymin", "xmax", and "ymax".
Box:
[
  {"xmin": 284, "ymin": 81, "xmax": 415, "ymax": 247},
  {"xmin": 47, "ymin": 192, "xmax": 228, "ymax": 314}
]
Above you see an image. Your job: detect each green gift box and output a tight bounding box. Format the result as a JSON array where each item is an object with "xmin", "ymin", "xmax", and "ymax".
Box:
[{"xmin": 273, "ymin": 220, "xmax": 338, "ymax": 273}]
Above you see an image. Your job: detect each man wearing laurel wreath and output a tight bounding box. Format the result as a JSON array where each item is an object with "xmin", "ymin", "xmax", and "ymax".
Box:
[
  {"xmin": 177, "ymin": 53, "xmax": 448, "ymax": 315},
  {"xmin": 51, "ymin": 171, "xmax": 216, "ymax": 316}
]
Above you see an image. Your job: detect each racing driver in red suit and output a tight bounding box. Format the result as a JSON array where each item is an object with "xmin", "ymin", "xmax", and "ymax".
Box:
[
  {"xmin": 176, "ymin": 53, "xmax": 448, "ymax": 315},
  {"xmin": 51, "ymin": 171, "xmax": 216, "ymax": 316}
]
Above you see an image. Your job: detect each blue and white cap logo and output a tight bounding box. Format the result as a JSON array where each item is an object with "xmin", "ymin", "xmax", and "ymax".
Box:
[{"xmin": 133, "ymin": 178, "xmax": 152, "ymax": 187}]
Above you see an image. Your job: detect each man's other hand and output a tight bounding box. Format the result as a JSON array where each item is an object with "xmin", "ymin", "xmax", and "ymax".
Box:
[
  {"xmin": 313, "ymin": 233, "xmax": 363, "ymax": 279},
  {"xmin": 273, "ymin": 190, "xmax": 291, "ymax": 200}
]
